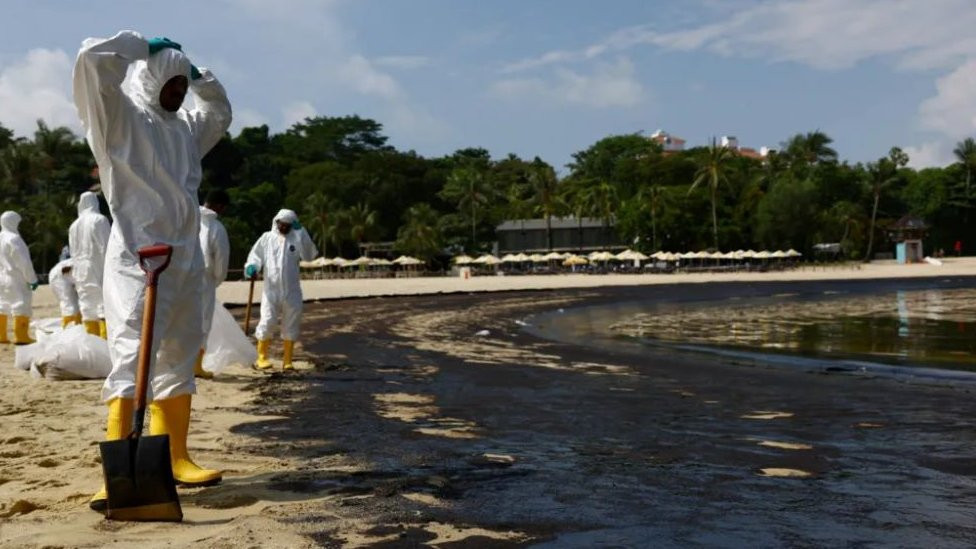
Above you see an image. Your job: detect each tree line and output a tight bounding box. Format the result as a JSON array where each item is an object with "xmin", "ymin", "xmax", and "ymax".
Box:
[{"xmin": 2, "ymin": 115, "xmax": 975, "ymax": 275}]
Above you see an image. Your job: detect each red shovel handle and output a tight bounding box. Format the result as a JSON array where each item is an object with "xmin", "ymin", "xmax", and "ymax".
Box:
[{"xmin": 137, "ymin": 244, "xmax": 173, "ymax": 284}]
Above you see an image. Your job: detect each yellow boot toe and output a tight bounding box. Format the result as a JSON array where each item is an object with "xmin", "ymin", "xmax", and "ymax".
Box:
[{"xmin": 149, "ymin": 394, "xmax": 222, "ymax": 487}]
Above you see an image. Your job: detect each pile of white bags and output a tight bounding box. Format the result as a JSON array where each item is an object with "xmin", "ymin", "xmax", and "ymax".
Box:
[
  {"xmin": 14, "ymin": 303, "xmax": 256, "ymax": 380},
  {"xmin": 15, "ymin": 324, "xmax": 112, "ymax": 380}
]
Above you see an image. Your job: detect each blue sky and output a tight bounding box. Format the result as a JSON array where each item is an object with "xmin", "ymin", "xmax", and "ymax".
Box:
[{"xmin": 0, "ymin": 0, "xmax": 974, "ymax": 170}]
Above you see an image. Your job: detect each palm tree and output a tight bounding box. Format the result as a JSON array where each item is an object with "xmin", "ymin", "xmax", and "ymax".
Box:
[
  {"xmin": 528, "ymin": 158, "xmax": 560, "ymax": 250},
  {"xmin": 302, "ymin": 193, "xmax": 338, "ymax": 256},
  {"xmin": 439, "ymin": 164, "xmax": 493, "ymax": 251},
  {"xmin": 783, "ymin": 130, "xmax": 837, "ymax": 168},
  {"xmin": 395, "ymin": 203, "xmax": 443, "ymax": 260},
  {"xmin": 560, "ymin": 177, "xmax": 591, "ymax": 252},
  {"xmin": 689, "ymin": 138, "xmax": 734, "ymax": 250},
  {"xmin": 637, "ymin": 184, "xmax": 663, "ymax": 251},
  {"xmin": 864, "ymin": 159, "xmax": 898, "ymax": 262},
  {"xmin": 346, "ymin": 202, "xmax": 378, "ymax": 252},
  {"xmin": 954, "ymin": 137, "xmax": 976, "ymax": 192},
  {"xmin": 581, "ymin": 179, "xmax": 618, "ymax": 243}
]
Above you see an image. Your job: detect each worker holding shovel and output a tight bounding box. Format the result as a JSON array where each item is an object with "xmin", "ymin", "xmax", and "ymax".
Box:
[{"xmin": 73, "ymin": 30, "xmax": 232, "ymax": 515}]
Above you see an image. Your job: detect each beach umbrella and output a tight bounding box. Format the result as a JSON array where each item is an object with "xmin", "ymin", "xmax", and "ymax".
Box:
[
  {"xmin": 709, "ymin": 251, "xmax": 725, "ymax": 260},
  {"xmin": 563, "ymin": 255, "xmax": 589, "ymax": 266},
  {"xmin": 559, "ymin": 252, "xmax": 574, "ymax": 259},
  {"xmin": 453, "ymin": 254, "xmax": 474, "ymax": 265},
  {"xmin": 543, "ymin": 251, "xmax": 563, "ymax": 261},
  {"xmin": 743, "ymin": 250, "xmax": 757, "ymax": 259},
  {"xmin": 786, "ymin": 249, "xmax": 802, "ymax": 257},
  {"xmin": 500, "ymin": 253, "xmax": 520, "ymax": 263},
  {"xmin": 474, "ymin": 254, "xmax": 502, "ymax": 265},
  {"xmin": 589, "ymin": 251, "xmax": 615, "ymax": 262},
  {"xmin": 393, "ymin": 255, "xmax": 423, "ymax": 265},
  {"xmin": 755, "ymin": 250, "xmax": 771, "ymax": 259},
  {"xmin": 299, "ymin": 260, "xmax": 318, "ymax": 269},
  {"xmin": 586, "ymin": 251, "xmax": 604, "ymax": 260},
  {"xmin": 513, "ymin": 252, "xmax": 531, "ymax": 262},
  {"xmin": 372, "ymin": 258, "xmax": 393, "ymax": 266},
  {"xmin": 529, "ymin": 253, "xmax": 548, "ymax": 263},
  {"xmin": 770, "ymin": 250, "xmax": 787, "ymax": 259},
  {"xmin": 349, "ymin": 256, "xmax": 373, "ymax": 266},
  {"xmin": 615, "ymin": 249, "xmax": 636, "ymax": 260},
  {"xmin": 679, "ymin": 251, "xmax": 696, "ymax": 260}
]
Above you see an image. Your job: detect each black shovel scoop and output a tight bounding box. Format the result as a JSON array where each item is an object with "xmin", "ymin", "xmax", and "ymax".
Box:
[{"xmin": 99, "ymin": 244, "xmax": 182, "ymax": 522}]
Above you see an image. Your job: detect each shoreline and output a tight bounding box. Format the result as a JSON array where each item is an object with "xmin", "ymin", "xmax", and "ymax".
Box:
[{"xmin": 4, "ymin": 276, "xmax": 976, "ymax": 546}]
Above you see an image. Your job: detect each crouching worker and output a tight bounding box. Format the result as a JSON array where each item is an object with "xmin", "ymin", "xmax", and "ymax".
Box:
[
  {"xmin": 49, "ymin": 258, "xmax": 82, "ymax": 327},
  {"xmin": 73, "ymin": 30, "xmax": 232, "ymax": 512},
  {"xmin": 245, "ymin": 209, "xmax": 317, "ymax": 371},
  {"xmin": 0, "ymin": 211, "xmax": 39, "ymax": 345}
]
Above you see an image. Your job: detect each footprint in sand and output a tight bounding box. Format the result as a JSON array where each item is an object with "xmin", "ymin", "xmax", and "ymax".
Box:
[
  {"xmin": 37, "ymin": 458, "xmax": 60, "ymax": 468},
  {"xmin": 0, "ymin": 450, "xmax": 26, "ymax": 458},
  {"xmin": 0, "ymin": 499, "xmax": 43, "ymax": 517}
]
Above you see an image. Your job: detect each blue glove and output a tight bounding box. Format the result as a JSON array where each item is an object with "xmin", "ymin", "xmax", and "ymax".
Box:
[
  {"xmin": 245, "ymin": 265, "xmax": 258, "ymax": 279},
  {"xmin": 292, "ymin": 220, "xmax": 302, "ymax": 231},
  {"xmin": 29, "ymin": 282, "xmax": 38, "ymax": 291},
  {"xmin": 148, "ymin": 37, "xmax": 182, "ymax": 55},
  {"xmin": 190, "ymin": 65, "xmax": 202, "ymax": 81}
]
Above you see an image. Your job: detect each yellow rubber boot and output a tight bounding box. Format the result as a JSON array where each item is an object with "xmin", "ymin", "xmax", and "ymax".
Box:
[
  {"xmin": 0, "ymin": 315, "xmax": 9, "ymax": 344},
  {"xmin": 282, "ymin": 340, "xmax": 295, "ymax": 371},
  {"xmin": 99, "ymin": 319, "xmax": 107, "ymax": 340},
  {"xmin": 84, "ymin": 320, "xmax": 100, "ymax": 336},
  {"xmin": 72, "ymin": 313, "xmax": 83, "ymax": 325},
  {"xmin": 255, "ymin": 339, "xmax": 273, "ymax": 370},
  {"xmin": 61, "ymin": 316, "xmax": 74, "ymax": 328},
  {"xmin": 90, "ymin": 398, "xmax": 134, "ymax": 513},
  {"xmin": 194, "ymin": 348, "xmax": 213, "ymax": 379},
  {"xmin": 13, "ymin": 316, "xmax": 34, "ymax": 345},
  {"xmin": 148, "ymin": 394, "xmax": 222, "ymax": 486}
]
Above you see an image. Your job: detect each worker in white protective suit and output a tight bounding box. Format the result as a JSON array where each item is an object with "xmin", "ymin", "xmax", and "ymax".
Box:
[
  {"xmin": 196, "ymin": 189, "xmax": 230, "ymax": 379},
  {"xmin": 244, "ymin": 209, "xmax": 318, "ymax": 371},
  {"xmin": 0, "ymin": 211, "xmax": 38, "ymax": 345},
  {"xmin": 68, "ymin": 191, "xmax": 110, "ymax": 338},
  {"xmin": 49, "ymin": 259, "xmax": 82, "ymax": 327},
  {"xmin": 73, "ymin": 30, "xmax": 232, "ymax": 512}
]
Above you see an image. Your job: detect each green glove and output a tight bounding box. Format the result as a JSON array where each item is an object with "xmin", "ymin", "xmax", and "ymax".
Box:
[
  {"xmin": 245, "ymin": 265, "xmax": 258, "ymax": 279},
  {"xmin": 291, "ymin": 220, "xmax": 302, "ymax": 231},
  {"xmin": 190, "ymin": 65, "xmax": 202, "ymax": 80},
  {"xmin": 148, "ymin": 37, "xmax": 182, "ymax": 55},
  {"xmin": 29, "ymin": 282, "xmax": 38, "ymax": 291}
]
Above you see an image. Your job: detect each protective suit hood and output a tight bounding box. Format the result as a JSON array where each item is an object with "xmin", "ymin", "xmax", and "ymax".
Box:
[
  {"xmin": 272, "ymin": 209, "xmax": 298, "ymax": 229},
  {"xmin": 77, "ymin": 191, "xmax": 100, "ymax": 216},
  {"xmin": 129, "ymin": 47, "xmax": 191, "ymax": 114},
  {"xmin": 1, "ymin": 211, "xmax": 21, "ymax": 234}
]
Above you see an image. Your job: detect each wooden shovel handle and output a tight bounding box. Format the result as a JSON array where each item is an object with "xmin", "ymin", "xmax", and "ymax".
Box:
[{"xmin": 131, "ymin": 244, "xmax": 173, "ymax": 438}]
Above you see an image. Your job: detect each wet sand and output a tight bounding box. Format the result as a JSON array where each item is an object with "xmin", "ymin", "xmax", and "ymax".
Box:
[{"xmin": 3, "ymin": 277, "xmax": 976, "ymax": 546}]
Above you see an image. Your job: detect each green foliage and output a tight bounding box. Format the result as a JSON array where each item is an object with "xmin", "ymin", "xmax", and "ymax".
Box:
[{"xmin": 4, "ymin": 110, "xmax": 976, "ymax": 274}]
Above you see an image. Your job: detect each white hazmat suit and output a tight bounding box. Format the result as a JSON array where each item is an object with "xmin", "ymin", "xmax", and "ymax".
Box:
[
  {"xmin": 73, "ymin": 30, "xmax": 232, "ymax": 402},
  {"xmin": 246, "ymin": 209, "xmax": 318, "ymax": 343},
  {"xmin": 49, "ymin": 259, "xmax": 81, "ymax": 324},
  {"xmin": 0, "ymin": 211, "xmax": 38, "ymax": 318},
  {"xmin": 199, "ymin": 205, "xmax": 229, "ymax": 342},
  {"xmin": 68, "ymin": 191, "xmax": 110, "ymax": 330}
]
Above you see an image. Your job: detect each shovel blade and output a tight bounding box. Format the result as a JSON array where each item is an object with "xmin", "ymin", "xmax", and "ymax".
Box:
[{"xmin": 99, "ymin": 434, "xmax": 182, "ymax": 522}]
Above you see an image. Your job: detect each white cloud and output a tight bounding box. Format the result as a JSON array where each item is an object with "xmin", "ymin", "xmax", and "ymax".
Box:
[
  {"xmin": 281, "ymin": 101, "xmax": 318, "ymax": 128},
  {"xmin": 504, "ymin": 0, "xmax": 976, "ymax": 73},
  {"xmin": 918, "ymin": 59, "xmax": 976, "ymax": 139},
  {"xmin": 492, "ymin": 58, "xmax": 644, "ymax": 109},
  {"xmin": 231, "ymin": 107, "xmax": 270, "ymax": 132},
  {"xmin": 0, "ymin": 48, "xmax": 79, "ymax": 138},
  {"xmin": 903, "ymin": 141, "xmax": 955, "ymax": 169},
  {"xmin": 373, "ymin": 56, "xmax": 430, "ymax": 70},
  {"xmin": 339, "ymin": 55, "xmax": 402, "ymax": 100}
]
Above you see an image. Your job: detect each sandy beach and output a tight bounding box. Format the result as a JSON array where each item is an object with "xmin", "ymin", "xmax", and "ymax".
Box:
[{"xmin": 3, "ymin": 266, "xmax": 976, "ymax": 546}]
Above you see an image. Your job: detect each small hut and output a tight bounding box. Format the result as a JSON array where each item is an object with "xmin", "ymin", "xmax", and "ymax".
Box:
[{"xmin": 886, "ymin": 215, "xmax": 928, "ymax": 264}]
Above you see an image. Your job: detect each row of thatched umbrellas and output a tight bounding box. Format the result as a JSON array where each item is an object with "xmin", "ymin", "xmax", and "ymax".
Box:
[
  {"xmin": 300, "ymin": 255, "xmax": 425, "ymax": 269},
  {"xmin": 454, "ymin": 249, "xmax": 803, "ymax": 267}
]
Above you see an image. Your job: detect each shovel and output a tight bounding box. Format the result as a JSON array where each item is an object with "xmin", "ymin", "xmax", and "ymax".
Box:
[{"xmin": 99, "ymin": 244, "xmax": 182, "ymax": 522}]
